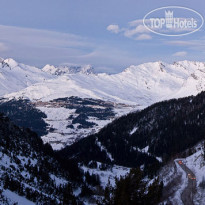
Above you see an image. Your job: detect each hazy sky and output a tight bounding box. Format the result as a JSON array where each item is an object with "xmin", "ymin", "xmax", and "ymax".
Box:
[{"xmin": 0, "ymin": 0, "xmax": 204, "ymax": 73}]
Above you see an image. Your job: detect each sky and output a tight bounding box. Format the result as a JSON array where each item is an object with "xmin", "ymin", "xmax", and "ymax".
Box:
[{"xmin": 0, "ymin": 0, "xmax": 204, "ymax": 73}]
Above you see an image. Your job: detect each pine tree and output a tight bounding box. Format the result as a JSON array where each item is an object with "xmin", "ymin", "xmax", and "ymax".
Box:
[
  {"xmin": 101, "ymin": 168, "xmax": 163, "ymax": 205},
  {"xmin": 102, "ymin": 179, "xmax": 113, "ymax": 205},
  {"xmin": 62, "ymin": 183, "xmax": 77, "ymax": 205}
]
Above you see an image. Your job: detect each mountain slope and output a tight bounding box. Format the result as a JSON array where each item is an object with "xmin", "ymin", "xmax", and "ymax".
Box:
[
  {"xmin": 0, "ymin": 58, "xmax": 53, "ymax": 96},
  {"xmin": 0, "ymin": 113, "xmax": 81, "ymax": 204},
  {"xmin": 0, "ymin": 97, "xmax": 125, "ymax": 150},
  {"xmin": 58, "ymin": 91, "xmax": 205, "ymax": 175},
  {"xmin": 0, "ymin": 113, "xmax": 134, "ymax": 204},
  {"xmin": 6, "ymin": 60, "xmax": 205, "ymax": 107},
  {"xmin": 3, "ymin": 58, "xmax": 205, "ymax": 150}
]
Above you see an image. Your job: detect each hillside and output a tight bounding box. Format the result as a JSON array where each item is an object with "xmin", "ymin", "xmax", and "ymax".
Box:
[
  {"xmin": 3, "ymin": 58, "xmax": 205, "ymax": 149},
  {"xmin": 0, "ymin": 58, "xmax": 53, "ymax": 96},
  {"xmin": 0, "ymin": 97, "xmax": 131, "ymax": 149},
  {"xmin": 0, "ymin": 113, "xmax": 163, "ymax": 205},
  {"xmin": 0, "ymin": 113, "xmax": 82, "ymax": 204},
  {"xmin": 58, "ymin": 91, "xmax": 205, "ymax": 175},
  {"xmin": 2, "ymin": 58, "xmax": 205, "ymax": 203}
]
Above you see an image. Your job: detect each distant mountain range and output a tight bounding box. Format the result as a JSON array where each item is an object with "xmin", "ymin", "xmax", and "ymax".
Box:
[
  {"xmin": 0, "ymin": 58, "xmax": 52, "ymax": 96},
  {"xmin": 1, "ymin": 57, "xmax": 205, "ymax": 204},
  {"xmin": 2, "ymin": 58, "xmax": 205, "ymax": 149},
  {"xmin": 2, "ymin": 58, "xmax": 205, "ymax": 107}
]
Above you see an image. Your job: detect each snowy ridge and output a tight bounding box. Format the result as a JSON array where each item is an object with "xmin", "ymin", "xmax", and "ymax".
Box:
[
  {"xmin": 0, "ymin": 58, "xmax": 54, "ymax": 96},
  {"xmin": 4, "ymin": 59, "xmax": 205, "ymax": 108},
  {"xmin": 42, "ymin": 64, "xmax": 94, "ymax": 76}
]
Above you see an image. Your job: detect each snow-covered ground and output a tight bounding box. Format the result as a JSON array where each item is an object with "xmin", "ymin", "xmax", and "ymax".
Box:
[
  {"xmin": 36, "ymin": 102, "xmax": 134, "ymax": 150},
  {"xmin": 39, "ymin": 106, "xmax": 78, "ymax": 150},
  {"xmin": 2, "ymin": 190, "xmax": 35, "ymax": 205},
  {"xmin": 81, "ymin": 162, "xmax": 130, "ymax": 188}
]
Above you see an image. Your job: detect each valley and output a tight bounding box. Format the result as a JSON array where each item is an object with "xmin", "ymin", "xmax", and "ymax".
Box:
[{"xmin": 1, "ymin": 58, "xmax": 205, "ymax": 204}]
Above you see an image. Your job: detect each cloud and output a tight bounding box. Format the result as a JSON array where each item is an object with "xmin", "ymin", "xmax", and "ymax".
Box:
[
  {"xmin": 173, "ymin": 51, "xmax": 187, "ymax": 57},
  {"xmin": 107, "ymin": 19, "xmax": 151, "ymax": 41},
  {"xmin": 106, "ymin": 24, "xmax": 120, "ymax": 34},
  {"xmin": 136, "ymin": 34, "xmax": 152, "ymax": 40},
  {"xmin": 124, "ymin": 25, "xmax": 150, "ymax": 38}
]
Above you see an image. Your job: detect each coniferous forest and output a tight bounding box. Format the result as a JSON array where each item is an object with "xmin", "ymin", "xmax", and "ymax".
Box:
[{"xmin": 2, "ymin": 91, "xmax": 205, "ymax": 204}]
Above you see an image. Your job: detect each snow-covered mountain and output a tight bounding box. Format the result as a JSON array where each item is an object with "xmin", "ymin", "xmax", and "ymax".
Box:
[
  {"xmin": 0, "ymin": 114, "xmax": 77, "ymax": 204},
  {"xmin": 0, "ymin": 58, "xmax": 95, "ymax": 97},
  {"xmin": 59, "ymin": 90, "xmax": 205, "ymax": 201},
  {"xmin": 5, "ymin": 60, "xmax": 205, "ymax": 107},
  {"xmin": 0, "ymin": 58, "xmax": 53, "ymax": 96},
  {"xmin": 2, "ymin": 57, "xmax": 205, "ymax": 204},
  {"xmin": 42, "ymin": 64, "xmax": 94, "ymax": 76},
  {"xmin": 3, "ymin": 58, "xmax": 205, "ymax": 149}
]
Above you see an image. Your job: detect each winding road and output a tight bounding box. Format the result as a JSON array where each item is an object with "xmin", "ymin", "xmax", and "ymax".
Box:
[{"xmin": 177, "ymin": 160, "xmax": 196, "ymax": 205}]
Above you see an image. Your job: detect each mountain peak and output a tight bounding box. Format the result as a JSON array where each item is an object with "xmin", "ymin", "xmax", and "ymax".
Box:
[
  {"xmin": 42, "ymin": 64, "xmax": 95, "ymax": 76},
  {"xmin": 123, "ymin": 61, "xmax": 167, "ymax": 74},
  {"xmin": 3, "ymin": 58, "xmax": 18, "ymax": 69},
  {"xmin": 42, "ymin": 64, "xmax": 58, "ymax": 74}
]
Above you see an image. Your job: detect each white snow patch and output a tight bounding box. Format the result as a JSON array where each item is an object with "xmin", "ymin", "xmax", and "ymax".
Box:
[
  {"xmin": 3, "ymin": 189, "xmax": 35, "ymax": 205},
  {"xmin": 81, "ymin": 162, "xmax": 130, "ymax": 188},
  {"xmin": 96, "ymin": 139, "xmax": 114, "ymax": 162},
  {"xmin": 130, "ymin": 126, "xmax": 138, "ymax": 135},
  {"xmin": 137, "ymin": 146, "xmax": 162, "ymax": 162},
  {"xmin": 50, "ymin": 174, "xmax": 67, "ymax": 187}
]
